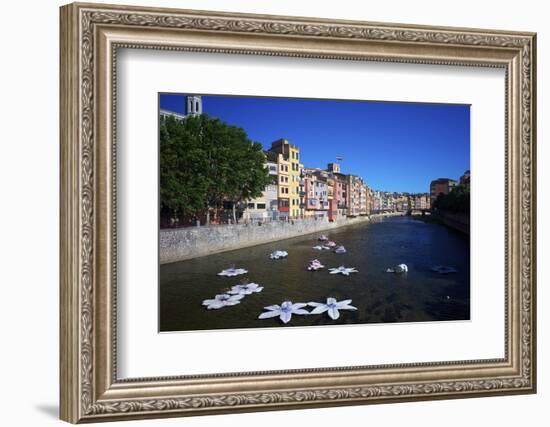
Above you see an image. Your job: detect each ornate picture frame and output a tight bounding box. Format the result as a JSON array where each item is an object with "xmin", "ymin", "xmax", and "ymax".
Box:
[{"xmin": 60, "ymin": 2, "xmax": 536, "ymax": 423}]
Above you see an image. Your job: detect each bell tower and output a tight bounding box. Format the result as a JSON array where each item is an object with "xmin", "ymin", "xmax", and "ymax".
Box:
[{"xmin": 186, "ymin": 95, "xmax": 203, "ymax": 117}]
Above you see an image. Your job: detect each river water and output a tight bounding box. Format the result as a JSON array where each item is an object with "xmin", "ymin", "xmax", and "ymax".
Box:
[{"xmin": 159, "ymin": 216, "xmax": 470, "ymax": 332}]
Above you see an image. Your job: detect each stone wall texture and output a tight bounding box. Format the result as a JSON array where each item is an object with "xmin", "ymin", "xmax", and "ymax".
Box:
[
  {"xmin": 436, "ymin": 211, "xmax": 470, "ymax": 234},
  {"xmin": 160, "ymin": 215, "xmax": 383, "ymax": 264}
]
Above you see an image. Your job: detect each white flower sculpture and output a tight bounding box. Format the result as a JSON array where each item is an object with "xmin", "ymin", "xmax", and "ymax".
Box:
[
  {"xmin": 270, "ymin": 250, "xmax": 288, "ymax": 260},
  {"xmin": 329, "ymin": 266, "xmax": 358, "ymax": 276},
  {"xmin": 326, "ymin": 241, "xmax": 337, "ymax": 248},
  {"xmin": 202, "ymin": 293, "xmax": 244, "ymax": 310},
  {"xmin": 307, "ymin": 259, "xmax": 325, "ymax": 271},
  {"xmin": 308, "ymin": 298, "xmax": 357, "ymax": 320},
  {"xmin": 217, "ymin": 267, "xmax": 248, "ymax": 277},
  {"xmin": 334, "ymin": 245, "xmax": 347, "ymax": 254},
  {"xmin": 386, "ymin": 264, "xmax": 408, "ymax": 273},
  {"xmin": 258, "ymin": 301, "xmax": 309, "ymax": 324},
  {"xmin": 313, "ymin": 245, "xmax": 331, "ymax": 250},
  {"xmin": 229, "ymin": 283, "xmax": 264, "ymax": 295},
  {"xmin": 318, "ymin": 235, "xmax": 329, "ymax": 241}
]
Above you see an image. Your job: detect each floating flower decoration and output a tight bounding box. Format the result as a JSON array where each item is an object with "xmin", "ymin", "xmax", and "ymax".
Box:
[
  {"xmin": 312, "ymin": 245, "xmax": 331, "ymax": 251},
  {"xmin": 270, "ymin": 250, "xmax": 288, "ymax": 260},
  {"xmin": 328, "ymin": 266, "xmax": 358, "ymax": 276},
  {"xmin": 308, "ymin": 297, "xmax": 357, "ymax": 320},
  {"xmin": 258, "ymin": 301, "xmax": 309, "ymax": 324},
  {"xmin": 228, "ymin": 283, "xmax": 264, "ymax": 295},
  {"xmin": 307, "ymin": 259, "xmax": 325, "ymax": 271},
  {"xmin": 386, "ymin": 264, "xmax": 408, "ymax": 273},
  {"xmin": 202, "ymin": 293, "xmax": 244, "ymax": 309},
  {"xmin": 326, "ymin": 241, "xmax": 337, "ymax": 248},
  {"xmin": 334, "ymin": 245, "xmax": 347, "ymax": 254},
  {"xmin": 217, "ymin": 267, "xmax": 248, "ymax": 277},
  {"xmin": 318, "ymin": 235, "xmax": 329, "ymax": 241}
]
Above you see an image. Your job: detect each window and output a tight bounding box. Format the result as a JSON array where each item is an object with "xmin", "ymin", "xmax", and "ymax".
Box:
[
  {"xmin": 247, "ymin": 203, "xmax": 255, "ymax": 209},
  {"xmin": 257, "ymin": 203, "xmax": 266, "ymax": 209}
]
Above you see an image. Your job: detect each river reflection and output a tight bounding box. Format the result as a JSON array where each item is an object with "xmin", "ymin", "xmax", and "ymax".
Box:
[{"xmin": 159, "ymin": 216, "xmax": 470, "ymax": 332}]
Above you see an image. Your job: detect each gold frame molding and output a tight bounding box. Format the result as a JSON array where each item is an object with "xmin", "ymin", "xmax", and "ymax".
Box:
[{"xmin": 60, "ymin": 2, "xmax": 537, "ymax": 423}]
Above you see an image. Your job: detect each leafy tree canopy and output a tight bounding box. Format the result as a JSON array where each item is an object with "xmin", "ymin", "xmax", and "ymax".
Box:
[
  {"xmin": 160, "ymin": 114, "xmax": 271, "ymax": 217},
  {"xmin": 433, "ymin": 183, "xmax": 470, "ymax": 213}
]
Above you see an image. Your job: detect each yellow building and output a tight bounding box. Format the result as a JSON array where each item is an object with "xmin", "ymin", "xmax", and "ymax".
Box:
[{"xmin": 269, "ymin": 139, "xmax": 301, "ymax": 219}]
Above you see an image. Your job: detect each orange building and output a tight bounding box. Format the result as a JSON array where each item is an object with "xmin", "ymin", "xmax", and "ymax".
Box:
[{"xmin": 430, "ymin": 178, "xmax": 457, "ymax": 205}]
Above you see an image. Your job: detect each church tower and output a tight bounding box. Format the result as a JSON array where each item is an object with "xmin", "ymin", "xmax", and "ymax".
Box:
[{"xmin": 186, "ymin": 95, "xmax": 203, "ymax": 117}]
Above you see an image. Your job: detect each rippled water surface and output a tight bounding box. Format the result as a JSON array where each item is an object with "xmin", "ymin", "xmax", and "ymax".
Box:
[{"xmin": 159, "ymin": 216, "xmax": 470, "ymax": 332}]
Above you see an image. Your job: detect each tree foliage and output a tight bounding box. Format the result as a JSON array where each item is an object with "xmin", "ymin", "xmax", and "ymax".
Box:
[
  {"xmin": 433, "ymin": 184, "xmax": 470, "ymax": 213},
  {"xmin": 159, "ymin": 114, "xmax": 271, "ymax": 223}
]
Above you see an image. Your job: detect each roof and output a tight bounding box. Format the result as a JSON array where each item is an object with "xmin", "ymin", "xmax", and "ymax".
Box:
[{"xmin": 431, "ymin": 178, "xmax": 457, "ymax": 184}]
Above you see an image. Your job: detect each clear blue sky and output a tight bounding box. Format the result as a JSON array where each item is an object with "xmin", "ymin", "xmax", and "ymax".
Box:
[{"xmin": 160, "ymin": 94, "xmax": 470, "ymax": 193}]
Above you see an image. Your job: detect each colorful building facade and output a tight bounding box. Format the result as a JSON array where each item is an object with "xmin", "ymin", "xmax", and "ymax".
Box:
[{"xmin": 269, "ymin": 139, "xmax": 302, "ymax": 219}]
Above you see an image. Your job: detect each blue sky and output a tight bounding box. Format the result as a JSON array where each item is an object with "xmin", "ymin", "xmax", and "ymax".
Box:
[{"xmin": 160, "ymin": 94, "xmax": 470, "ymax": 193}]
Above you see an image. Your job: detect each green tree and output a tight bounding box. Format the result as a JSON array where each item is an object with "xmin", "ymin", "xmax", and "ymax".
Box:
[
  {"xmin": 433, "ymin": 184, "xmax": 470, "ymax": 213},
  {"xmin": 159, "ymin": 114, "xmax": 271, "ymax": 226}
]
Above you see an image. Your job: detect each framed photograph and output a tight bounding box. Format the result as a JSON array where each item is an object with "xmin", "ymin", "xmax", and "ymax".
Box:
[{"xmin": 60, "ymin": 2, "xmax": 537, "ymax": 423}]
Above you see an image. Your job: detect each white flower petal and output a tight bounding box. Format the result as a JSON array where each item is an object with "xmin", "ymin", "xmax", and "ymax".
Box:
[
  {"xmin": 292, "ymin": 309, "xmax": 310, "ymax": 315},
  {"xmin": 264, "ymin": 305, "xmax": 280, "ymax": 311},
  {"xmin": 326, "ymin": 297, "xmax": 337, "ymax": 305},
  {"xmin": 259, "ymin": 310, "xmax": 281, "ymax": 319},
  {"xmin": 202, "ymin": 299, "xmax": 215, "ymax": 306},
  {"xmin": 310, "ymin": 305, "xmax": 329, "ymax": 314},
  {"xmin": 338, "ymin": 304, "xmax": 357, "ymax": 311},
  {"xmin": 291, "ymin": 303, "xmax": 307, "ymax": 310},
  {"xmin": 328, "ymin": 307, "xmax": 340, "ymax": 320},
  {"xmin": 207, "ymin": 300, "xmax": 225, "ymax": 310},
  {"xmin": 308, "ymin": 302, "xmax": 323, "ymax": 307},
  {"xmin": 335, "ymin": 299, "xmax": 352, "ymax": 307},
  {"xmin": 280, "ymin": 311, "xmax": 292, "ymax": 323}
]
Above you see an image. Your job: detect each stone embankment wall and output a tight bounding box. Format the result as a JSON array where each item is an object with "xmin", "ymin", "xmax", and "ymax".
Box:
[
  {"xmin": 160, "ymin": 213, "xmax": 400, "ymax": 264},
  {"xmin": 436, "ymin": 211, "xmax": 469, "ymax": 235}
]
